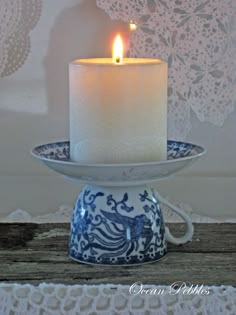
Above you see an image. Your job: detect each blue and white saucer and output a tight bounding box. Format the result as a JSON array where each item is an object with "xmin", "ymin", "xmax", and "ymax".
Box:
[
  {"xmin": 31, "ymin": 140, "xmax": 205, "ymax": 265},
  {"xmin": 31, "ymin": 140, "xmax": 205, "ymax": 186}
]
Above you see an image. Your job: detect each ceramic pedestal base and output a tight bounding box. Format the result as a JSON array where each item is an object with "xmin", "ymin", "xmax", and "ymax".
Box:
[
  {"xmin": 69, "ymin": 184, "xmax": 192, "ymax": 265},
  {"xmin": 32, "ymin": 140, "xmax": 204, "ymax": 266}
]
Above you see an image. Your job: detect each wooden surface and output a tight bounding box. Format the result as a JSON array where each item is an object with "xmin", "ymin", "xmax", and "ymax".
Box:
[{"xmin": 0, "ymin": 223, "xmax": 235, "ymax": 286}]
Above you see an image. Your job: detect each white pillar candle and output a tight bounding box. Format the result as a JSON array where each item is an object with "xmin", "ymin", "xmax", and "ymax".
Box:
[{"xmin": 69, "ymin": 38, "xmax": 167, "ymax": 164}]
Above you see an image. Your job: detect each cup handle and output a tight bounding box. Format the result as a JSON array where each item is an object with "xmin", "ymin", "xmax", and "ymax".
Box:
[{"xmin": 153, "ymin": 190, "xmax": 194, "ymax": 245}]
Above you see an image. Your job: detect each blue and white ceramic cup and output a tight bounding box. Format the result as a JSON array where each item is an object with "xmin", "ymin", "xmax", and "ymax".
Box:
[{"xmin": 69, "ymin": 184, "xmax": 193, "ymax": 265}]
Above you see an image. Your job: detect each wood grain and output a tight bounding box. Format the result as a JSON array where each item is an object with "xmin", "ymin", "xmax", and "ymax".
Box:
[{"xmin": 0, "ymin": 223, "xmax": 235, "ymax": 285}]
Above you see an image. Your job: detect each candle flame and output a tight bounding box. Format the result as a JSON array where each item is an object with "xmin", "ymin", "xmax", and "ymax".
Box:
[{"xmin": 112, "ymin": 34, "xmax": 123, "ymax": 64}]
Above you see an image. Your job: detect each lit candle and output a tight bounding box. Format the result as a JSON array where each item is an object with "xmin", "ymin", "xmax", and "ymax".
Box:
[
  {"xmin": 112, "ymin": 34, "xmax": 123, "ymax": 64},
  {"xmin": 69, "ymin": 34, "xmax": 168, "ymax": 163}
]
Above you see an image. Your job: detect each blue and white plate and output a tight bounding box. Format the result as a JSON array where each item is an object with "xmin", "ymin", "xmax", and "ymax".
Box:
[{"xmin": 31, "ymin": 141, "xmax": 205, "ymax": 186}]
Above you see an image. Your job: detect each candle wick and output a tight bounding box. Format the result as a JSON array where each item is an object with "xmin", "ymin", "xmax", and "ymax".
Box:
[{"xmin": 115, "ymin": 56, "xmax": 121, "ymax": 63}]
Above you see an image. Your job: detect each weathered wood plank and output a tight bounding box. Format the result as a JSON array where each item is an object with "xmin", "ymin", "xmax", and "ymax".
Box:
[
  {"xmin": 167, "ymin": 223, "xmax": 236, "ymax": 253},
  {"xmin": 0, "ymin": 223, "xmax": 235, "ymax": 286},
  {"xmin": 0, "ymin": 223, "xmax": 68, "ymax": 250},
  {"xmin": 0, "ymin": 251, "xmax": 68, "ymax": 263},
  {"xmin": 0, "ymin": 223, "xmax": 235, "ymax": 252},
  {"xmin": 0, "ymin": 253, "xmax": 235, "ymax": 286}
]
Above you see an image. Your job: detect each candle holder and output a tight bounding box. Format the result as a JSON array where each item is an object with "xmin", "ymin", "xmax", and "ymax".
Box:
[{"xmin": 32, "ymin": 140, "xmax": 205, "ymax": 265}]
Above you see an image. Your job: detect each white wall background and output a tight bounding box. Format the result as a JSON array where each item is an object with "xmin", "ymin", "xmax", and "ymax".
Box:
[{"xmin": 0, "ymin": 0, "xmax": 235, "ymax": 219}]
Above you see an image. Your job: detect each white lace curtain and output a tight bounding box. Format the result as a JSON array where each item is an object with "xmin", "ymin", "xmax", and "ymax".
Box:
[{"xmin": 97, "ymin": 0, "xmax": 236, "ymax": 138}]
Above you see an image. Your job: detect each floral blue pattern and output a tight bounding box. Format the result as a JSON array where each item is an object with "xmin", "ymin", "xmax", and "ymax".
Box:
[
  {"xmin": 32, "ymin": 141, "xmax": 202, "ymax": 264},
  {"xmin": 32, "ymin": 140, "xmax": 201, "ymax": 162},
  {"xmin": 69, "ymin": 186, "xmax": 167, "ymax": 265}
]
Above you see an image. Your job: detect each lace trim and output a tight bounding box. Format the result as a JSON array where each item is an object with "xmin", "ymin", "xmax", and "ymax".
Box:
[{"xmin": 0, "ymin": 283, "xmax": 235, "ymax": 315}]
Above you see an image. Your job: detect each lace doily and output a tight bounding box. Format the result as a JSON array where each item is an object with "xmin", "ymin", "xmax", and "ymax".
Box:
[
  {"xmin": 0, "ymin": 283, "xmax": 235, "ymax": 315},
  {"xmin": 97, "ymin": 0, "xmax": 236, "ymax": 138},
  {"xmin": 0, "ymin": 0, "xmax": 42, "ymax": 77}
]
